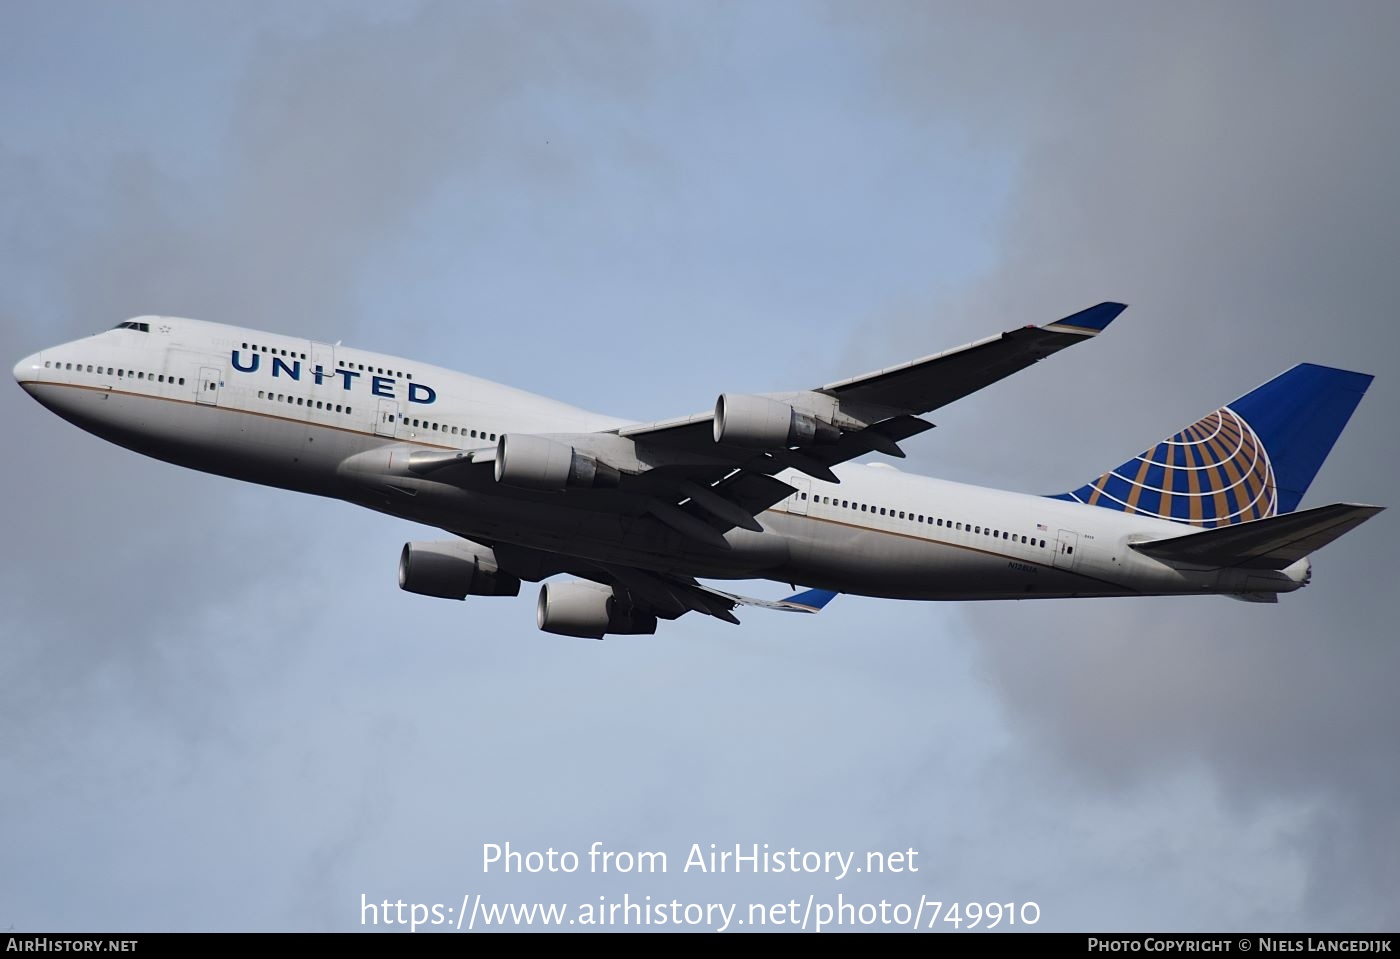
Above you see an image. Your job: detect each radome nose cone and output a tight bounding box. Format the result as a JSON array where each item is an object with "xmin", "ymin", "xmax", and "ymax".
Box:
[{"xmin": 14, "ymin": 353, "xmax": 40, "ymax": 386}]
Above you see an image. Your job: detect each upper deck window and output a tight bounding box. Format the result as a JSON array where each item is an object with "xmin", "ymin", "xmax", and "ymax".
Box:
[{"xmin": 110, "ymin": 321, "xmax": 151, "ymax": 333}]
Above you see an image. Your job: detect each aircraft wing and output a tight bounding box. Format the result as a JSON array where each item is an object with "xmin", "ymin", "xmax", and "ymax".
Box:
[
  {"xmin": 616, "ymin": 302, "xmax": 1126, "ymax": 476},
  {"xmin": 348, "ymin": 303, "xmax": 1125, "ymax": 550},
  {"xmin": 473, "ymin": 538, "xmax": 839, "ymax": 626},
  {"xmin": 571, "ymin": 303, "xmax": 1121, "ymax": 540},
  {"xmin": 595, "ymin": 564, "xmax": 838, "ymax": 624},
  {"xmin": 814, "ymin": 301, "xmax": 1126, "ymax": 413}
]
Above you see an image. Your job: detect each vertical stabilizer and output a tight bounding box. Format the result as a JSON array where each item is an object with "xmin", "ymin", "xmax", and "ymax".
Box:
[{"xmin": 1049, "ymin": 364, "xmax": 1373, "ymax": 527}]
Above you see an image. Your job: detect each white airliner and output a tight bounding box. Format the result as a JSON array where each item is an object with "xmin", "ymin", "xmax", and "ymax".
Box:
[{"xmin": 13, "ymin": 304, "xmax": 1382, "ymax": 638}]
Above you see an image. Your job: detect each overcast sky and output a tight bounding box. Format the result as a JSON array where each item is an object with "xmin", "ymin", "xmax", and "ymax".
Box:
[{"xmin": 3, "ymin": 1, "xmax": 1396, "ymax": 933}]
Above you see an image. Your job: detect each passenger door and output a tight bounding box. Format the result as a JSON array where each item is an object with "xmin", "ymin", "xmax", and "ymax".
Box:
[
  {"xmin": 375, "ymin": 399, "xmax": 398, "ymax": 438},
  {"xmin": 196, "ymin": 366, "xmax": 221, "ymax": 406},
  {"xmin": 1052, "ymin": 529, "xmax": 1080, "ymax": 570},
  {"xmin": 787, "ymin": 475, "xmax": 812, "ymax": 516}
]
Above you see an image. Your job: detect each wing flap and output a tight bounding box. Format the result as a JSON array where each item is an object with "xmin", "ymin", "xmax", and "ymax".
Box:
[
  {"xmin": 1131, "ymin": 503, "xmax": 1384, "ymax": 570},
  {"xmin": 802, "ymin": 413, "xmax": 935, "ymax": 468},
  {"xmin": 701, "ymin": 471, "xmax": 796, "ymax": 521}
]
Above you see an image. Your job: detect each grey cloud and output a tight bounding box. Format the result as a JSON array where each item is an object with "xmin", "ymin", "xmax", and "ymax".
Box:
[
  {"xmin": 852, "ymin": 1, "xmax": 1400, "ymax": 927},
  {"xmin": 7, "ymin": 0, "xmax": 1396, "ymax": 932},
  {"xmin": 52, "ymin": 1, "xmax": 656, "ymax": 341},
  {"xmin": 2, "ymin": 0, "xmax": 662, "ymax": 682},
  {"xmin": 2, "ymin": 3, "xmax": 662, "ymax": 929}
]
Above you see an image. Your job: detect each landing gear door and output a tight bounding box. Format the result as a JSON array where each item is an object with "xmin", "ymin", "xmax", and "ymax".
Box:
[
  {"xmin": 1053, "ymin": 529, "xmax": 1080, "ymax": 570},
  {"xmin": 197, "ymin": 366, "xmax": 221, "ymax": 406},
  {"xmin": 375, "ymin": 400, "xmax": 398, "ymax": 438},
  {"xmin": 788, "ymin": 475, "xmax": 812, "ymax": 516}
]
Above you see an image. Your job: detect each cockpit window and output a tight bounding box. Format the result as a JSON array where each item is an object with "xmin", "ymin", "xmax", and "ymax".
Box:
[{"xmin": 110, "ymin": 321, "xmax": 151, "ymax": 332}]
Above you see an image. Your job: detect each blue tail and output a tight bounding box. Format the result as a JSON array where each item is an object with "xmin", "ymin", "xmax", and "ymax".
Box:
[{"xmin": 1048, "ymin": 363, "xmax": 1373, "ymax": 527}]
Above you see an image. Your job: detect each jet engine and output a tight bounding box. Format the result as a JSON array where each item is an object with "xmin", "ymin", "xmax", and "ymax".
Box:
[
  {"xmin": 398, "ymin": 541, "xmax": 521, "ymax": 599},
  {"xmin": 494, "ymin": 434, "xmax": 621, "ymax": 491},
  {"xmin": 536, "ymin": 580, "xmax": 658, "ymax": 639},
  {"xmin": 713, "ymin": 393, "xmax": 839, "ymax": 449}
]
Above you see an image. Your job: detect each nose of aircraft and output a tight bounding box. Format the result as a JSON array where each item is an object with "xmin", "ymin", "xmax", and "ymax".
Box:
[
  {"xmin": 14, "ymin": 351, "xmax": 39, "ymax": 386},
  {"xmin": 14, "ymin": 352, "xmax": 41, "ymax": 387}
]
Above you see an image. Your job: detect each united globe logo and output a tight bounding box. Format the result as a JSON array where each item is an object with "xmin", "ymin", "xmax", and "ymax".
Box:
[{"xmin": 1072, "ymin": 407, "xmax": 1278, "ymax": 527}]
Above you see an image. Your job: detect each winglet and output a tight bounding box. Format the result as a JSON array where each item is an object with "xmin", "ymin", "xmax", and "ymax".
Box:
[
  {"xmin": 1042, "ymin": 302, "xmax": 1128, "ymax": 336},
  {"xmin": 780, "ymin": 588, "xmax": 839, "ymax": 612}
]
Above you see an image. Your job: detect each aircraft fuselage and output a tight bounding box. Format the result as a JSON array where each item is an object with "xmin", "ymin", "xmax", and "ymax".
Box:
[{"xmin": 13, "ymin": 317, "xmax": 1309, "ymax": 604}]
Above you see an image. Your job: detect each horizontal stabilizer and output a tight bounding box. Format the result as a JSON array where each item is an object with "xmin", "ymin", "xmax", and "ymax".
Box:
[{"xmin": 1131, "ymin": 503, "xmax": 1383, "ymax": 570}]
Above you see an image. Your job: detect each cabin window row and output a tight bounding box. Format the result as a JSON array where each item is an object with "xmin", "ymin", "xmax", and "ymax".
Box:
[
  {"xmin": 249, "ymin": 391, "xmax": 495, "ymax": 440},
  {"xmin": 238, "ymin": 342, "xmax": 414, "ymax": 382},
  {"xmin": 390, "ymin": 414, "xmax": 495, "ymax": 442},
  {"xmin": 799, "ymin": 492, "xmax": 1048, "ymax": 548},
  {"xmin": 337, "ymin": 359, "xmax": 411, "ymax": 380},
  {"xmin": 242, "ymin": 342, "xmax": 307, "ymax": 361},
  {"xmin": 43, "ymin": 360, "xmax": 185, "ymax": 386},
  {"xmin": 257, "ymin": 390, "xmax": 350, "ymax": 415}
]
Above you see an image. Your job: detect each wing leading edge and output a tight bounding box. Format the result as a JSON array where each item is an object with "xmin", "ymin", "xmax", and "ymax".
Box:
[
  {"xmin": 593, "ymin": 302, "xmax": 1126, "ymax": 538},
  {"xmin": 617, "ymin": 302, "xmax": 1125, "ymax": 464},
  {"xmin": 816, "ymin": 301, "xmax": 1125, "ymax": 413}
]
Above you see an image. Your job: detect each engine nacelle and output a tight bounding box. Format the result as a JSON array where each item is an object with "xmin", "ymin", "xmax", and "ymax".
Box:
[
  {"xmin": 536, "ymin": 581, "xmax": 658, "ymax": 639},
  {"xmin": 398, "ymin": 541, "xmax": 521, "ymax": 600},
  {"xmin": 495, "ymin": 434, "xmax": 621, "ymax": 491},
  {"xmin": 713, "ymin": 393, "xmax": 839, "ymax": 449}
]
